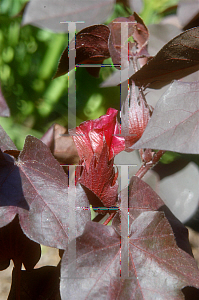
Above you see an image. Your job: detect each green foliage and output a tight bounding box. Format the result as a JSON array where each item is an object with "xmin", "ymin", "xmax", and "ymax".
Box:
[{"xmin": 141, "ymin": 0, "xmax": 179, "ymax": 24}]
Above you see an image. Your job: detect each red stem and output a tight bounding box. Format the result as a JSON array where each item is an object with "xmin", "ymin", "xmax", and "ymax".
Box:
[
  {"xmin": 103, "ymin": 212, "xmax": 116, "ymax": 225},
  {"xmin": 136, "ymin": 150, "xmax": 166, "ymax": 179}
]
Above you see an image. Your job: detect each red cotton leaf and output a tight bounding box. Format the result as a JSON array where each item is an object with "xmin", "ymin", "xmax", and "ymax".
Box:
[
  {"xmin": 60, "ymin": 217, "xmax": 199, "ymax": 300},
  {"xmin": 76, "ymin": 142, "xmax": 118, "ymax": 208},
  {"xmin": 108, "ymin": 12, "xmax": 149, "ymax": 70},
  {"xmin": 131, "ymin": 27, "xmax": 199, "ymax": 89},
  {"xmin": 69, "ymin": 108, "xmax": 125, "ymax": 171},
  {"xmin": 54, "ymin": 24, "xmax": 110, "ymax": 78},
  {"xmin": 131, "ymin": 80, "xmax": 199, "ymax": 154},
  {"xmin": 0, "ymin": 136, "xmax": 90, "ymax": 249}
]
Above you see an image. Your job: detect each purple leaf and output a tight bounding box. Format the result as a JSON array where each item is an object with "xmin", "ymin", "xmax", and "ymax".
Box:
[
  {"xmin": 131, "ymin": 27, "xmax": 199, "ymax": 89},
  {"xmin": 60, "ymin": 215, "xmax": 199, "ymax": 299},
  {"xmin": 0, "ymin": 86, "xmax": 10, "ymax": 117},
  {"xmin": 114, "ymin": 175, "xmax": 193, "ymax": 256},
  {"xmin": 22, "ymin": 0, "xmax": 114, "ymax": 32},
  {"xmin": 131, "ymin": 80, "xmax": 199, "ymax": 154},
  {"xmin": 0, "ymin": 135, "xmax": 90, "ymax": 249}
]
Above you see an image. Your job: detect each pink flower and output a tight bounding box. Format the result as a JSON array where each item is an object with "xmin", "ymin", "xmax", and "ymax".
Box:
[
  {"xmin": 69, "ymin": 108, "xmax": 125, "ymax": 170},
  {"xmin": 121, "ymin": 83, "xmax": 151, "ymax": 152}
]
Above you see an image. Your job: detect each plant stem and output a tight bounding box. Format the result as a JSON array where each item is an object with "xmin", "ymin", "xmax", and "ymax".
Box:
[
  {"xmin": 136, "ymin": 150, "xmax": 166, "ymax": 179},
  {"xmin": 103, "ymin": 212, "xmax": 116, "ymax": 225}
]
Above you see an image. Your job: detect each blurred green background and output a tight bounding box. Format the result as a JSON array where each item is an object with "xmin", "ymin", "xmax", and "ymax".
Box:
[{"xmin": 0, "ymin": 0, "xmax": 179, "ymax": 150}]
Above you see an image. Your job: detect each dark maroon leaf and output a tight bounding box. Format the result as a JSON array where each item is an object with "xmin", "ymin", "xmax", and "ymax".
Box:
[
  {"xmin": 54, "ymin": 25, "xmax": 110, "ymax": 78},
  {"xmin": 76, "ymin": 143, "xmax": 118, "ymax": 208},
  {"xmin": 0, "ymin": 125, "xmax": 17, "ymax": 152},
  {"xmin": 0, "ymin": 135, "xmax": 90, "ymax": 249},
  {"xmin": 22, "ymin": 0, "xmax": 114, "ymax": 32},
  {"xmin": 41, "ymin": 123, "xmax": 79, "ymax": 164},
  {"xmin": 60, "ymin": 218, "xmax": 199, "ymax": 299},
  {"xmin": 108, "ymin": 13, "xmax": 149, "ymax": 69},
  {"xmin": 0, "ymin": 85, "xmax": 10, "ymax": 117},
  {"xmin": 131, "ymin": 80, "xmax": 199, "ymax": 154},
  {"xmin": 8, "ymin": 265, "xmax": 61, "ymax": 300},
  {"xmin": 0, "ymin": 215, "xmax": 41, "ymax": 271},
  {"xmin": 131, "ymin": 27, "xmax": 199, "ymax": 88}
]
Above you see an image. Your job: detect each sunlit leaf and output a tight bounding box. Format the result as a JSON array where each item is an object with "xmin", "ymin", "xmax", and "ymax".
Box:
[
  {"xmin": 131, "ymin": 81, "xmax": 199, "ymax": 154},
  {"xmin": 0, "ymin": 136, "xmax": 90, "ymax": 249},
  {"xmin": 60, "ymin": 215, "xmax": 199, "ymax": 299}
]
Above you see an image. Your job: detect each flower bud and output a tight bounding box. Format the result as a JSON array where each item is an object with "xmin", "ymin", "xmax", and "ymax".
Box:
[{"xmin": 121, "ymin": 83, "xmax": 151, "ymax": 152}]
